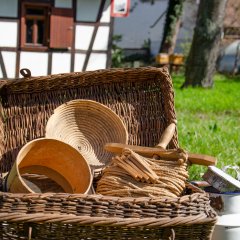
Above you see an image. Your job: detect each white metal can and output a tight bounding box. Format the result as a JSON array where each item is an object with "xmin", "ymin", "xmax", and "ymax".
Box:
[
  {"xmin": 209, "ymin": 192, "xmax": 240, "ymax": 215},
  {"xmin": 212, "ymin": 214, "xmax": 240, "ymax": 240}
]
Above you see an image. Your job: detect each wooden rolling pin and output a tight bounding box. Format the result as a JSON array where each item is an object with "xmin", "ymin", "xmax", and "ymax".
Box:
[
  {"xmin": 156, "ymin": 122, "xmax": 176, "ymax": 149},
  {"xmin": 104, "ymin": 143, "xmax": 217, "ymax": 166}
]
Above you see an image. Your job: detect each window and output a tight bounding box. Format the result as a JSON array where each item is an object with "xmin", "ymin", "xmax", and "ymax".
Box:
[
  {"xmin": 21, "ymin": 2, "xmax": 73, "ymax": 50},
  {"xmin": 111, "ymin": 0, "xmax": 130, "ymax": 17},
  {"xmin": 21, "ymin": 3, "xmax": 50, "ymax": 48}
]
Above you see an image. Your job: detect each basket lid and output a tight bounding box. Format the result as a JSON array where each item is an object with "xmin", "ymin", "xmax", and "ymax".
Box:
[
  {"xmin": 203, "ymin": 166, "xmax": 240, "ymax": 192},
  {"xmin": 45, "ymin": 100, "xmax": 128, "ymax": 170}
]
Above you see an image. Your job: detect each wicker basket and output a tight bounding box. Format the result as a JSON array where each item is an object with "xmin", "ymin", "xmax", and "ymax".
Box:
[
  {"xmin": 0, "ymin": 67, "xmax": 217, "ymax": 239},
  {"xmin": 45, "ymin": 99, "xmax": 128, "ymax": 170},
  {"xmin": 0, "ymin": 183, "xmax": 216, "ymax": 240}
]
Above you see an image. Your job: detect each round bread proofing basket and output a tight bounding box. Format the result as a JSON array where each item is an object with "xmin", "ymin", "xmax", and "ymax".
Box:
[{"xmin": 45, "ymin": 100, "xmax": 128, "ymax": 170}]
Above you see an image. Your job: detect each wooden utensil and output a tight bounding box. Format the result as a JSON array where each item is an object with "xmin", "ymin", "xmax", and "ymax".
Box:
[
  {"xmin": 104, "ymin": 143, "xmax": 217, "ymax": 166},
  {"xmin": 156, "ymin": 122, "xmax": 176, "ymax": 149}
]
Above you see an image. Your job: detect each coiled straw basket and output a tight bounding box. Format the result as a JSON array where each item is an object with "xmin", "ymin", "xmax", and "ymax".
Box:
[
  {"xmin": 0, "ymin": 67, "xmax": 217, "ymax": 239},
  {"xmin": 45, "ymin": 99, "xmax": 128, "ymax": 170}
]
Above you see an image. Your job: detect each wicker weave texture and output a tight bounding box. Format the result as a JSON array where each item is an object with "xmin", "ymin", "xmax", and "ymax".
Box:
[
  {"xmin": 97, "ymin": 149, "xmax": 189, "ymax": 198},
  {"xmin": 0, "ymin": 67, "xmax": 177, "ymax": 174},
  {"xmin": 0, "ymin": 67, "xmax": 217, "ymax": 239},
  {"xmin": 0, "ymin": 223, "xmax": 215, "ymax": 240},
  {"xmin": 0, "ymin": 185, "xmax": 216, "ymax": 239}
]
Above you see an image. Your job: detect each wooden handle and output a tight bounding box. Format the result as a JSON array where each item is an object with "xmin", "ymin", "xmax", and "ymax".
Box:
[
  {"xmin": 104, "ymin": 143, "xmax": 217, "ymax": 166},
  {"xmin": 156, "ymin": 122, "xmax": 176, "ymax": 149},
  {"xmin": 190, "ymin": 181, "xmax": 210, "ymax": 188}
]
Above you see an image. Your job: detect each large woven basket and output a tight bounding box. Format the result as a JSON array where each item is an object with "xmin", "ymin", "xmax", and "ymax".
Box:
[{"xmin": 0, "ymin": 67, "xmax": 217, "ymax": 239}]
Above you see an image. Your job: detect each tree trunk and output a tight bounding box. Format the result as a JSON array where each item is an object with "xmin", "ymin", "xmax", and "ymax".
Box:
[
  {"xmin": 160, "ymin": 0, "xmax": 184, "ymax": 54},
  {"xmin": 183, "ymin": 0, "xmax": 228, "ymax": 88}
]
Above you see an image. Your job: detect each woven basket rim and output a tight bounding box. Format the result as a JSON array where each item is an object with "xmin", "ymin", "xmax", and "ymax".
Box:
[
  {"xmin": 0, "ymin": 183, "xmax": 217, "ymax": 228},
  {"xmin": 0, "ymin": 66, "xmax": 170, "ymax": 94},
  {"xmin": 0, "ymin": 183, "xmax": 206, "ymax": 202},
  {"xmin": 0, "ymin": 212, "xmax": 217, "ymax": 227},
  {"xmin": 2, "ymin": 66, "xmax": 166, "ymax": 82}
]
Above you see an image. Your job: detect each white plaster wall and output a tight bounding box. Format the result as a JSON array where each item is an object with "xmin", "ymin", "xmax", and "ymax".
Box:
[
  {"xmin": 0, "ymin": 68, "xmax": 3, "ymax": 78},
  {"xmin": 87, "ymin": 53, "xmax": 107, "ymax": 71},
  {"xmin": 51, "ymin": 53, "xmax": 71, "ymax": 74},
  {"xmin": 114, "ymin": 0, "xmax": 168, "ymax": 55},
  {"xmin": 55, "ymin": 0, "xmax": 72, "ymax": 8},
  {"xmin": 74, "ymin": 53, "xmax": 86, "ymax": 72},
  {"xmin": 2, "ymin": 51, "xmax": 16, "ymax": 79},
  {"xmin": 76, "ymin": 0, "xmax": 100, "ymax": 22},
  {"xmin": 0, "ymin": 0, "xmax": 18, "ymax": 18},
  {"xmin": 93, "ymin": 26, "xmax": 110, "ymax": 51},
  {"xmin": 75, "ymin": 25, "xmax": 94, "ymax": 50},
  {"xmin": 100, "ymin": 0, "xmax": 111, "ymax": 23},
  {"xmin": 0, "ymin": 21, "xmax": 18, "ymax": 47},
  {"xmin": 20, "ymin": 52, "xmax": 48, "ymax": 76}
]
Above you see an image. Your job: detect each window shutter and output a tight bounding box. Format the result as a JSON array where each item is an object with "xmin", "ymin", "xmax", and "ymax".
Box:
[
  {"xmin": 20, "ymin": 10, "xmax": 26, "ymax": 48},
  {"xmin": 50, "ymin": 8, "xmax": 73, "ymax": 49}
]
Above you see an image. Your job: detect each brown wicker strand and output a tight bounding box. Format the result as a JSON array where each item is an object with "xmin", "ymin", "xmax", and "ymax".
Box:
[{"xmin": 96, "ymin": 149, "xmax": 188, "ymax": 198}]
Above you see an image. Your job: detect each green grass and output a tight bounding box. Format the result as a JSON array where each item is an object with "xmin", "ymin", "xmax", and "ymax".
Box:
[{"xmin": 172, "ymin": 74, "xmax": 240, "ymax": 180}]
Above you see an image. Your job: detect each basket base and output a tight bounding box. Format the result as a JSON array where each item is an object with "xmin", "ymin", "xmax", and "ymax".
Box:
[{"xmin": 0, "ymin": 222, "xmax": 215, "ymax": 240}]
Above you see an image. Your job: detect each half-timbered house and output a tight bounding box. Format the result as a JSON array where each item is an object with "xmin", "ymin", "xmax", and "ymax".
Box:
[{"xmin": 0, "ymin": 0, "xmax": 113, "ymax": 79}]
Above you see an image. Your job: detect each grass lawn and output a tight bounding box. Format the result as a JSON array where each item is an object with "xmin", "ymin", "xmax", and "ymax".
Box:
[{"xmin": 172, "ymin": 74, "xmax": 240, "ymax": 180}]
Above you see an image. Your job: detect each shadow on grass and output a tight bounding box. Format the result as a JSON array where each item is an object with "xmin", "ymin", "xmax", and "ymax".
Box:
[
  {"xmin": 172, "ymin": 73, "xmax": 240, "ymax": 89},
  {"xmin": 217, "ymin": 74, "xmax": 240, "ymax": 83}
]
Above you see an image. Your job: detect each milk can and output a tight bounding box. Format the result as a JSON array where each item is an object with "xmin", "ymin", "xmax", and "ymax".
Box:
[{"xmin": 203, "ymin": 166, "xmax": 240, "ymax": 240}]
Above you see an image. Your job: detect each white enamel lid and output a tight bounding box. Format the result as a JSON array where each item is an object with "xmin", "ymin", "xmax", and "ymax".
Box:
[{"xmin": 208, "ymin": 166, "xmax": 240, "ymax": 189}]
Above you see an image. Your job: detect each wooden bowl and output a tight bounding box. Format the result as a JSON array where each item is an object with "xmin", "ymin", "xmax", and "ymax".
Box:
[{"xmin": 6, "ymin": 138, "xmax": 92, "ymax": 194}]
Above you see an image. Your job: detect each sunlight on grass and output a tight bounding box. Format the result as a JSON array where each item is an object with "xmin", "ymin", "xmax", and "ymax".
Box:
[{"xmin": 172, "ymin": 74, "xmax": 240, "ymax": 180}]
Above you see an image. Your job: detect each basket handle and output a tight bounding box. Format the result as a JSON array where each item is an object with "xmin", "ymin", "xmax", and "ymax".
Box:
[
  {"xmin": 20, "ymin": 68, "xmax": 32, "ymax": 78},
  {"xmin": 156, "ymin": 121, "xmax": 177, "ymax": 149},
  {"xmin": 162, "ymin": 228, "xmax": 175, "ymax": 240}
]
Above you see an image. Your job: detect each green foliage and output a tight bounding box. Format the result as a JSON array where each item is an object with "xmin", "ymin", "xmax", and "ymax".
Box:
[
  {"xmin": 142, "ymin": 38, "xmax": 151, "ymax": 49},
  {"xmin": 173, "ymin": 74, "xmax": 240, "ymax": 180},
  {"xmin": 179, "ymin": 39, "xmax": 191, "ymax": 61},
  {"xmin": 111, "ymin": 35, "xmax": 124, "ymax": 68},
  {"xmin": 195, "ymin": 18, "xmax": 221, "ymax": 41},
  {"xmin": 164, "ymin": 0, "xmax": 184, "ymax": 43},
  {"xmin": 111, "ymin": 35, "xmax": 152, "ymax": 67}
]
